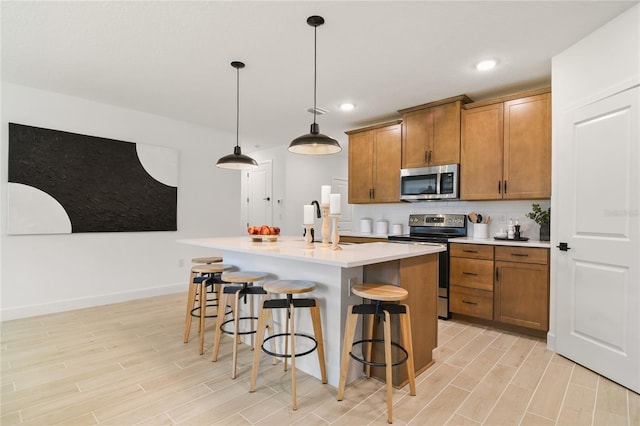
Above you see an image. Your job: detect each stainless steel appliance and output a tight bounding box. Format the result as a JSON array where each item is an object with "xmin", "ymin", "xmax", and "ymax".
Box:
[
  {"xmin": 399, "ymin": 164, "xmax": 459, "ymax": 201},
  {"xmin": 388, "ymin": 213, "xmax": 467, "ymax": 319}
]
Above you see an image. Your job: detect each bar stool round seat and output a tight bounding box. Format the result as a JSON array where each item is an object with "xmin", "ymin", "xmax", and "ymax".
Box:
[
  {"xmin": 212, "ymin": 271, "xmax": 269, "ymax": 379},
  {"xmin": 337, "ymin": 283, "xmax": 416, "ymax": 424},
  {"xmin": 191, "ymin": 256, "xmax": 223, "ymax": 264},
  {"xmin": 250, "ymin": 279, "xmax": 327, "ymax": 410},
  {"xmin": 183, "ymin": 263, "xmax": 234, "ymax": 355}
]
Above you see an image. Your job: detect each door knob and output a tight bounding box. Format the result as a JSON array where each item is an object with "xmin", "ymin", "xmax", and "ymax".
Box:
[
  {"xmin": 556, "ymin": 242, "xmax": 571, "ymax": 251},
  {"xmin": 263, "ymin": 197, "xmax": 271, "ymax": 201}
]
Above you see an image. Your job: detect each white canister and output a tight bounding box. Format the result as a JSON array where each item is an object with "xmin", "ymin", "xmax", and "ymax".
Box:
[
  {"xmin": 360, "ymin": 218, "xmax": 373, "ymax": 234},
  {"xmin": 391, "ymin": 224, "xmax": 403, "ymax": 235},
  {"xmin": 375, "ymin": 220, "xmax": 389, "ymax": 235}
]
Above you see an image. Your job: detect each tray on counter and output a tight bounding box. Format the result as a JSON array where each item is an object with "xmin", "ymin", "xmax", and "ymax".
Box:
[{"xmin": 494, "ymin": 236, "xmax": 529, "ymax": 241}]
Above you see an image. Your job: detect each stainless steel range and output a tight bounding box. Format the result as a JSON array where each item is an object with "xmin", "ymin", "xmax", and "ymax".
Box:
[{"xmin": 388, "ymin": 213, "xmax": 467, "ymax": 319}]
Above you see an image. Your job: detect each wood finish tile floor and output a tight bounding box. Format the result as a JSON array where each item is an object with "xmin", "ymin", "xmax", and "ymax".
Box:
[{"xmin": 1, "ymin": 293, "xmax": 638, "ymax": 425}]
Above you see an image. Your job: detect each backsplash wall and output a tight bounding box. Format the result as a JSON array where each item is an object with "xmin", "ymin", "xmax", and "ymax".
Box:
[{"xmin": 349, "ymin": 199, "xmax": 552, "ymax": 240}]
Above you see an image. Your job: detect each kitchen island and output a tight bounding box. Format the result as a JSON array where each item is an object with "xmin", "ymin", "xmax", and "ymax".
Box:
[{"xmin": 179, "ymin": 236, "xmax": 444, "ymax": 387}]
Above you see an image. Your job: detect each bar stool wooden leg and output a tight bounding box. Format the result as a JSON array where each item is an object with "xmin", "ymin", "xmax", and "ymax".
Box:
[
  {"xmin": 289, "ymin": 300, "xmax": 297, "ymax": 410},
  {"xmin": 400, "ymin": 305, "xmax": 416, "ymax": 396},
  {"xmin": 250, "ymin": 295, "xmax": 272, "ymax": 392},
  {"xmin": 283, "ymin": 305, "xmax": 290, "ymax": 372},
  {"xmin": 364, "ymin": 310, "xmax": 375, "ymax": 378},
  {"xmin": 183, "ymin": 269, "xmax": 198, "ymax": 343},
  {"xmin": 383, "ymin": 309, "xmax": 393, "ymax": 424},
  {"xmin": 211, "ymin": 289, "xmax": 229, "ymax": 362},
  {"xmin": 337, "ymin": 305, "xmax": 358, "ymax": 401},
  {"xmin": 231, "ymin": 288, "xmax": 243, "ymax": 379},
  {"xmin": 199, "ymin": 279, "xmax": 207, "ymax": 355},
  {"xmin": 309, "ymin": 298, "xmax": 328, "ymax": 384}
]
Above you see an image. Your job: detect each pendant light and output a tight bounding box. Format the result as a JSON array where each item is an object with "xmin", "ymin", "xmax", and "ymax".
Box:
[
  {"xmin": 288, "ymin": 16, "xmax": 341, "ymax": 155},
  {"xmin": 216, "ymin": 61, "xmax": 258, "ymax": 170}
]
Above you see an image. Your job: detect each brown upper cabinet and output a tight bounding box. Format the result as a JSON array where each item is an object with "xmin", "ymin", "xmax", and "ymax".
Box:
[
  {"xmin": 346, "ymin": 121, "xmax": 402, "ymax": 204},
  {"xmin": 461, "ymin": 88, "xmax": 551, "ymax": 200},
  {"xmin": 399, "ymin": 95, "xmax": 472, "ymax": 168}
]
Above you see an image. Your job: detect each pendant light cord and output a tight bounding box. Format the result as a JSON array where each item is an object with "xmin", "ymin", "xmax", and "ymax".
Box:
[
  {"xmin": 236, "ymin": 66, "xmax": 240, "ymax": 148},
  {"xmin": 313, "ymin": 23, "xmax": 317, "ymax": 126}
]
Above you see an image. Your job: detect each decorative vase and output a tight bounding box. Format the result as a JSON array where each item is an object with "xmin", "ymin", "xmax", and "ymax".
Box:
[{"xmin": 539, "ymin": 223, "xmax": 550, "ymax": 241}]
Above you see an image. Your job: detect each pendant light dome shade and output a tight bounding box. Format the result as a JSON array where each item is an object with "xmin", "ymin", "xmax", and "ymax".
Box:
[
  {"xmin": 288, "ymin": 16, "xmax": 341, "ymax": 155},
  {"xmin": 216, "ymin": 61, "xmax": 258, "ymax": 170}
]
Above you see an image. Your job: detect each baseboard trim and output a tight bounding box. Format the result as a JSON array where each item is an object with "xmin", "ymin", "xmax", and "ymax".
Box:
[{"xmin": 0, "ymin": 283, "xmax": 184, "ymax": 321}]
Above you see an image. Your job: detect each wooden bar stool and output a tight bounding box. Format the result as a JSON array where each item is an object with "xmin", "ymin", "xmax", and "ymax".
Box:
[
  {"xmin": 191, "ymin": 256, "xmax": 222, "ymax": 264},
  {"xmin": 212, "ymin": 271, "xmax": 269, "ymax": 379},
  {"xmin": 337, "ymin": 283, "xmax": 416, "ymax": 424},
  {"xmin": 183, "ymin": 263, "xmax": 234, "ymax": 355},
  {"xmin": 249, "ymin": 280, "xmax": 327, "ymax": 410}
]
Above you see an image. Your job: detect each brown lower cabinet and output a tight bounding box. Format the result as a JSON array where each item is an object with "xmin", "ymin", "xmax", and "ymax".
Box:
[
  {"xmin": 494, "ymin": 246, "xmax": 549, "ymax": 331},
  {"xmin": 450, "ymin": 243, "xmax": 550, "ymax": 333}
]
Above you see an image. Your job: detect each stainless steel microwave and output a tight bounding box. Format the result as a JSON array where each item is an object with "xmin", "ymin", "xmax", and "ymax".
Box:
[{"xmin": 400, "ymin": 164, "xmax": 459, "ymax": 201}]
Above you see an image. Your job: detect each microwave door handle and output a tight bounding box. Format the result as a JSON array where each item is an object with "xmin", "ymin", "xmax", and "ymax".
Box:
[{"xmin": 436, "ymin": 172, "xmax": 441, "ymax": 195}]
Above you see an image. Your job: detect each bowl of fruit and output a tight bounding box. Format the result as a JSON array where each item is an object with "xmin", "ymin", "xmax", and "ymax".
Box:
[{"xmin": 247, "ymin": 224, "xmax": 280, "ymax": 242}]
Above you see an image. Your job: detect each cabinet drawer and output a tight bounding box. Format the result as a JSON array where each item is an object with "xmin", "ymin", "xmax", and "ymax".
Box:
[
  {"xmin": 450, "ymin": 243, "xmax": 494, "ymax": 260},
  {"xmin": 495, "ymin": 246, "xmax": 549, "ymax": 264},
  {"xmin": 450, "ymin": 285, "xmax": 493, "ymax": 320},
  {"xmin": 450, "ymin": 257, "xmax": 494, "ymax": 291}
]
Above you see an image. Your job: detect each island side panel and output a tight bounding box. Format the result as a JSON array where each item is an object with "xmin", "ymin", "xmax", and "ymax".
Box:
[
  {"xmin": 219, "ymin": 250, "xmax": 363, "ymax": 387},
  {"xmin": 362, "ymin": 253, "xmax": 439, "ymax": 387}
]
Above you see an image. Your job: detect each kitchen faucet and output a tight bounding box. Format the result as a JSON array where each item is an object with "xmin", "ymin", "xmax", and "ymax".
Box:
[{"xmin": 303, "ymin": 200, "xmax": 322, "ymax": 242}]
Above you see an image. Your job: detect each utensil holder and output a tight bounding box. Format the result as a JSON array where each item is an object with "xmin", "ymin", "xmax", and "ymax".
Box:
[{"xmin": 474, "ymin": 223, "xmax": 488, "ymax": 239}]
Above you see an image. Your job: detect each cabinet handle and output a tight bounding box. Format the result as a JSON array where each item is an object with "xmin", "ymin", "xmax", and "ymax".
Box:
[
  {"xmin": 428, "ymin": 150, "xmax": 432, "ymax": 163},
  {"xmin": 498, "ymin": 181, "xmax": 502, "ymax": 194},
  {"xmin": 463, "ymin": 272, "xmax": 478, "ymax": 276},
  {"xmin": 424, "ymin": 151, "xmax": 429, "ymax": 163},
  {"xmin": 511, "ymin": 253, "xmax": 529, "ymax": 257},
  {"xmin": 462, "ymin": 300, "xmax": 478, "ymax": 305},
  {"xmin": 463, "ymin": 249, "xmax": 478, "ymax": 253},
  {"xmin": 504, "ymin": 180, "xmax": 508, "ymax": 194},
  {"xmin": 371, "ymin": 188, "xmax": 375, "ymax": 199},
  {"xmin": 496, "ymin": 268, "xmax": 499, "ymax": 281}
]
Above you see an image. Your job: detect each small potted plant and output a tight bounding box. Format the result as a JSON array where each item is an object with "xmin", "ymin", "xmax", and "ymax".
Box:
[{"xmin": 526, "ymin": 203, "xmax": 550, "ymax": 241}]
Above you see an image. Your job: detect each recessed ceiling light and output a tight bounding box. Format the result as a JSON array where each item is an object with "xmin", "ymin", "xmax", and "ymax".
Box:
[
  {"xmin": 339, "ymin": 103, "xmax": 355, "ymax": 112},
  {"xmin": 476, "ymin": 59, "xmax": 497, "ymax": 71}
]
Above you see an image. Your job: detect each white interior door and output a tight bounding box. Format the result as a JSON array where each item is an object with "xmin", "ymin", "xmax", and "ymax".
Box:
[
  {"xmin": 245, "ymin": 161, "xmax": 272, "ymax": 227},
  {"xmin": 555, "ymin": 86, "xmax": 639, "ymax": 393}
]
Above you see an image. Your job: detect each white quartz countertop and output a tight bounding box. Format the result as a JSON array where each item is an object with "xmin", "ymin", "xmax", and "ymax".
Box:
[
  {"xmin": 178, "ymin": 236, "xmax": 445, "ymax": 268},
  {"xmin": 451, "ymin": 236, "xmax": 551, "ymax": 248}
]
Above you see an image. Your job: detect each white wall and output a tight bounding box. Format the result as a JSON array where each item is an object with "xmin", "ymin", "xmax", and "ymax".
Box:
[
  {"xmin": 1, "ymin": 83, "xmax": 245, "ymax": 320},
  {"xmin": 549, "ymin": 4, "xmax": 640, "ymax": 348}
]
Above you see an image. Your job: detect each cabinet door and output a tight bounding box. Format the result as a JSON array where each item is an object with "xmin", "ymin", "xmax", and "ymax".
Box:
[
  {"xmin": 461, "ymin": 103, "xmax": 504, "ymax": 200},
  {"xmin": 430, "ymin": 101, "xmax": 462, "ymax": 166},
  {"xmin": 348, "ymin": 130, "xmax": 374, "ymax": 203},
  {"xmin": 373, "ymin": 124, "xmax": 401, "ymax": 202},
  {"xmin": 494, "ymin": 261, "xmax": 549, "ymax": 330},
  {"xmin": 402, "ymin": 109, "xmax": 431, "ymax": 168},
  {"xmin": 503, "ymin": 93, "xmax": 551, "ymax": 199}
]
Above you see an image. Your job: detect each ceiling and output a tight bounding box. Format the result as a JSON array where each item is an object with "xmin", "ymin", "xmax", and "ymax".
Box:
[{"xmin": 2, "ymin": 1, "xmax": 637, "ymax": 152}]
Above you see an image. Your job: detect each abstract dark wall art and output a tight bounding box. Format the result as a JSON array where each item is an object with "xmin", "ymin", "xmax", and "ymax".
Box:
[{"xmin": 8, "ymin": 123, "xmax": 178, "ymax": 234}]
